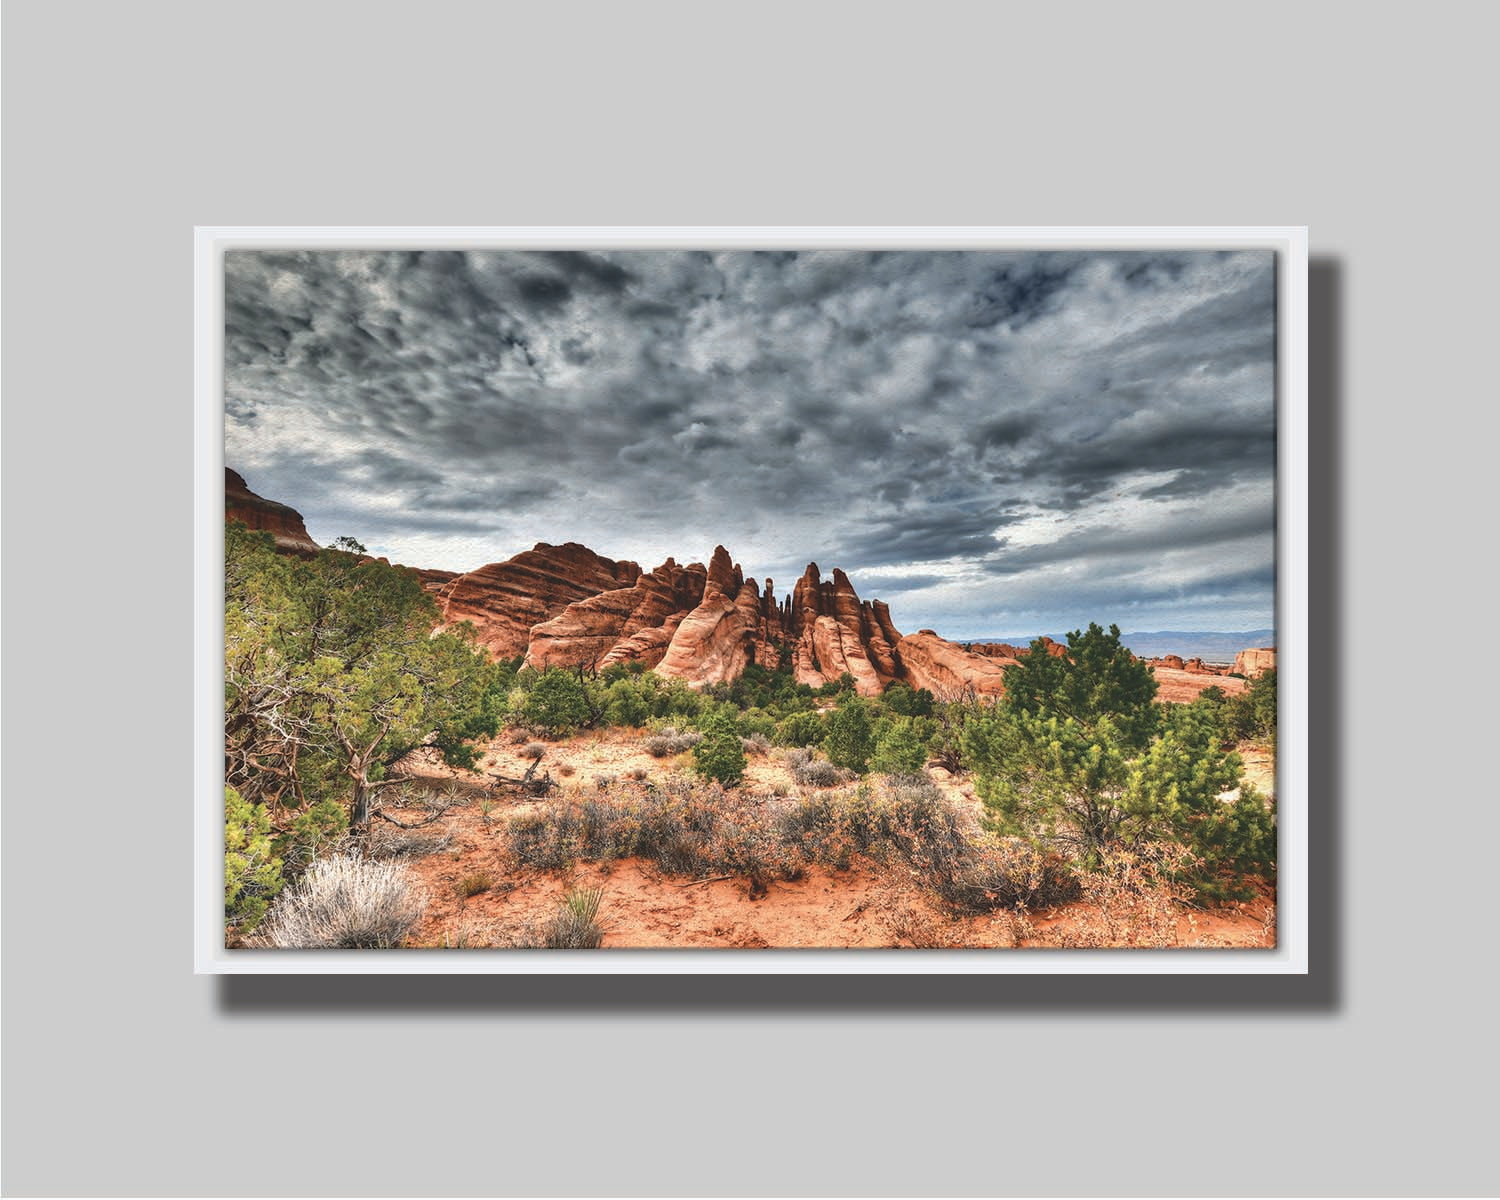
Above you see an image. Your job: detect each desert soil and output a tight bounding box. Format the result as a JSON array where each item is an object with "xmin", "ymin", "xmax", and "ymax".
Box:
[{"xmin": 378, "ymin": 728, "xmax": 1277, "ymax": 951}]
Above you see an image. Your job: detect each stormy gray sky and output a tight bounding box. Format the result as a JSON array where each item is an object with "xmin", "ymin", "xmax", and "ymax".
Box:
[{"xmin": 224, "ymin": 247, "xmax": 1276, "ymax": 640}]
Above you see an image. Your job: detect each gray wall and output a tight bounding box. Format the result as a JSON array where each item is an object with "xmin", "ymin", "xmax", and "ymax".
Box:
[{"xmin": 4, "ymin": 2, "xmax": 1495, "ymax": 1195}]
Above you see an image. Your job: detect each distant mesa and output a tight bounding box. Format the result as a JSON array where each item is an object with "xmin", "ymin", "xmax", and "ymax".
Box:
[
  {"xmin": 1233, "ymin": 647, "xmax": 1277, "ymax": 677},
  {"xmin": 225, "ymin": 469, "xmax": 1259, "ymax": 704}
]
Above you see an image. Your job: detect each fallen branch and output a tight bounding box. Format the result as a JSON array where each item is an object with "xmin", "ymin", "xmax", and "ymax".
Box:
[
  {"xmin": 372, "ymin": 809, "xmax": 450, "ymax": 830},
  {"xmin": 488, "ymin": 756, "xmax": 558, "ymax": 797}
]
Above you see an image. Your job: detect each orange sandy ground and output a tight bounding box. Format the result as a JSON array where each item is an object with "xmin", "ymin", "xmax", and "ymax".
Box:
[{"xmin": 378, "ymin": 728, "xmax": 1276, "ymax": 952}]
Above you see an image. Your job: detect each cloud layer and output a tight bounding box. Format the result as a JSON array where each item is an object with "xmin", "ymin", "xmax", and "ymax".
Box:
[{"xmin": 224, "ymin": 247, "xmax": 1277, "ymax": 638}]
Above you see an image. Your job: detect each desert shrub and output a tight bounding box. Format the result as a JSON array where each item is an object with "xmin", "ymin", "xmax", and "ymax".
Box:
[
  {"xmin": 784, "ymin": 747, "xmax": 840, "ymax": 788},
  {"xmin": 740, "ymin": 732, "xmax": 772, "ymax": 757},
  {"xmin": 870, "ymin": 719, "xmax": 930, "ymax": 776},
  {"xmin": 824, "ymin": 695, "xmax": 875, "ymax": 774},
  {"xmin": 1226, "ymin": 667, "xmax": 1277, "ymax": 749},
  {"xmin": 520, "ymin": 669, "xmax": 592, "ymax": 735},
  {"xmin": 504, "ymin": 776, "xmax": 800, "ymax": 881},
  {"xmin": 274, "ymin": 797, "xmax": 349, "ymax": 875},
  {"xmin": 659, "ymin": 678, "xmax": 705, "ymax": 721},
  {"xmin": 965, "ymin": 625, "xmax": 1274, "ymax": 900},
  {"xmin": 692, "ymin": 712, "xmax": 747, "ymax": 787},
  {"xmin": 442, "ymin": 918, "xmax": 505, "ymax": 948},
  {"xmin": 643, "ymin": 727, "xmax": 702, "ymax": 757},
  {"xmin": 545, "ymin": 886, "xmax": 606, "ymax": 948},
  {"xmin": 1018, "ymin": 843, "xmax": 1197, "ymax": 948},
  {"xmin": 779, "ymin": 778, "xmax": 1078, "ymax": 912},
  {"xmin": 521, "ymin": 741, "xmax": 546, "ymax": 760},
  {"xmin": 880, "ymin": 681, "xmax": 936, "ymax": 718},
  {"xmin": 599, "ymin": 670, "xmax": 661, "ymax": 728},
  {"xmin": 737, "ymin": 708, "xmax": 778, "ymax": 741},
  {"xmin": 456, "ymin": 870, "xmax": 495, "ymax": 899},
  {"xmin": 253, "ymin": 854, "xmax": 427, "ymax": 949},
  {"xmin": 225, "ymin": 786, "xmax": 283, "ymax": 937},
  {"xmin": 774, "ymin": 710, "xmax": 826, "ymax": 747}
]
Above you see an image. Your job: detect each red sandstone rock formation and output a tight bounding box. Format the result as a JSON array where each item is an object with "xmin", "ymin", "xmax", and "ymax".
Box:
[
  {"xmin": 893, "ymin": 630, "xmax": 1012, "ymax": 698},
  {"xmin": 224, "ymin": 469, "xmax": 321, "ymax": 556},
  {"xmin": 1233, "ymin": 647, "xmax": 1277, "ymax": 677},
  {"xmin": 224, "ymin": 475, "xmax": 1251, "ymax": 705},
  {"xmin": 434, "ymin": 543, "xmax": 642, "ymax": 660}
]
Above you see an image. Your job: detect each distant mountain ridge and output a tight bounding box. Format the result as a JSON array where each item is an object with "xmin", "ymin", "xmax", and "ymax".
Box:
[{"xmin": 972, "ymin": 629, "xmax": 1275, "ymax": 664}]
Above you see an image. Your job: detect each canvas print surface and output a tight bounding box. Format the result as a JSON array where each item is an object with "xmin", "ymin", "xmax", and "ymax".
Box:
[{"xmin": 222, "ymin": 246, "xmax": 1279, "ymax": 952}]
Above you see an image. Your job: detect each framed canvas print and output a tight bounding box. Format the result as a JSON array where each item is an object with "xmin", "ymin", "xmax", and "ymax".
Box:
[{"xmin": 195, "ymin": 227, "xmax": 1307, "ymax": 974}]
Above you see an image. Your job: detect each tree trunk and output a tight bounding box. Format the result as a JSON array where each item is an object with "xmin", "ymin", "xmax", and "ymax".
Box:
[{"xmin": 350, "ymin": 777, "xmax": 371, "ymax": 829}]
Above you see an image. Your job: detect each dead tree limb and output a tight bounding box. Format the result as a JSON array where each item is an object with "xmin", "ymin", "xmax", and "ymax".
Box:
[{"xmin": 488, "ymin": 756, "xmax": 558, "ymax": 797}]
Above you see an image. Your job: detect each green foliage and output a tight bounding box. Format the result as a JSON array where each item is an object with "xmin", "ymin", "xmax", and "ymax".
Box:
[
  {"xmin": 774, "ymin": 709, "xmax": 826, "ymax": 748},
  {"xmin": 519, "ymin": 668, "xmax": 592, "ymax": 735},
  {"xmin": 692, "ymin": 710, "xmax": 747, "ymax": 787},
  {"xmin": 601, "ymin": 673, "xmax": 656, "ymax": 728},
  {"xmin": 1182, "ymin": 669, "xmax": 1278, "ymax": 752},
  {"xmin": 824, "ymin": 694, "xmax": 875, "ymax": 774},
  {"xmin": 818, "ymin": 671, "xmax": 859, "ymax": 697},
  {"xmin": 965, "ymin": 668, "xmax": 1275, "ymax": 899},
  {"xmin": 870, "ymin": 718, "xmax": 931, "ymax": 776},
  {"xmin": 1228, "ymin": 667, "xmax": 1277, "ymax": 748},
  {"xmin": 880, "ymin": 681, "xmax": 936, "ymax": 718},
  {"xmin": 275, "ymin": 797, "xmax": 349, "ymax": 872},
  {"xmin": 224, "ymin": 786, "xmax": 283, "ymax": 936},
  {"xmin": 224, "ymin": 521, "xmax": 499, "ymax": 828},
  {"xmin": 1002, "ymin": 622, "xmax": 1160, "ymax": 752}
]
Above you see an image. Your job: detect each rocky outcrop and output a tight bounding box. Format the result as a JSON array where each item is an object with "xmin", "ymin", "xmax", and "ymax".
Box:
[
  {"xmin": 226, "ymin": 473, "xmax": 1251, "ymax": 704},
  {"xmin": 1233, "ymin": 647, "xmax": 1277, "ymax": 677},
  {"xmin": 435, "ymin": 543, "xmax": 642, "ymax": 661},
  {"xmin": 894, "ymin": 630, "xmax": 1012, "ymax": 698},
  {"xmin": 225, "ymin": 469, "xmax": 321, "ymax": 556}
]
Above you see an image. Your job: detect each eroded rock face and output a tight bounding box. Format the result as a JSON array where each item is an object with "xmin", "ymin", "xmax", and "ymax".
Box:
[
  {"xmin": 435, "ymin": 543, "xmax": 642, "ymax": 661},
  {"xmin": 225, "ymin": 469, "xmax": 321, "ymax": 556},
  {"xmin": 428, "ymin": 540, "xmax": 1038, "ymax": 699},
  {"xmin": 227, "ymin": 474, "xmax": 1242, "ymax": 706},
  {"xmin": 1234, "ymin": 647, "xmax": 1277, "ymax": 677},
  {"xmin": 893, "ymin": 631, "xmax": 1012, "ymax": 698}
]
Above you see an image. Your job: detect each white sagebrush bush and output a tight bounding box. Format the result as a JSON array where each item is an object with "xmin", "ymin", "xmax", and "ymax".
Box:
[{"xmin": 254, "ymin": 854, "xmax": 426, "ymax": 949}]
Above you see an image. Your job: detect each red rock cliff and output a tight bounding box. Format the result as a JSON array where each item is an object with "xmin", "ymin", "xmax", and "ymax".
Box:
[{"xmin": 225, "ymin": 469, "xmax": 321, "ymax": 556}]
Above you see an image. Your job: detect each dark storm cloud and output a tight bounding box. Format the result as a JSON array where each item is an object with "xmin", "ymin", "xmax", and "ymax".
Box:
[
  {"xmin": 225, "ymin": 245, "xmax": 1277, "ymax": 633},
  {"xmin": 982, "ymin": 503, "xmax": 1275, "ymax": 577},
  {"xmin": 832, "ymin": 505, "xmax": 1027, "ymax": 569}
]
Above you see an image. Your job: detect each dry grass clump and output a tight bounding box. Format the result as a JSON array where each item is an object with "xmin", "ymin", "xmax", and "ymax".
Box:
[
  {"xmin": 643, "ymin": 727, "xmax": 702, "ymax": 758},
  {"xmin": 780, "ymin": 778, "xmax": 1079, "ymax": 914},
  {"xmin": 783, "ymin": 747, "xmax": 841, "ymax": 788},
  {"xmin": 252, "ymin": 854, "xmax": 427, "ymax": 949},
  {"xmin": 455, "ymin": 870, "xmax": 495, "ymax": 899},
  {"xmin": 441, "ymin": 918, "xmax": 506, "ymax": 948},
  {"xmin": 505, "ymin": 776, "xmax": 801, "ymax": 882},
  {"xmin": 365, "ymin": 823, "xmax": 454, "ymax": 860},
  {"xmin": 498, "ymin": 886, "xmax": 608, "ymax": 949},
  {"xmin": 870, "ymin": 878, "xmax": 994, "ymax": 948},
  {"xmin": 1015, "ymin": 843, "xmax": 1199, "ymax": 948}
]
